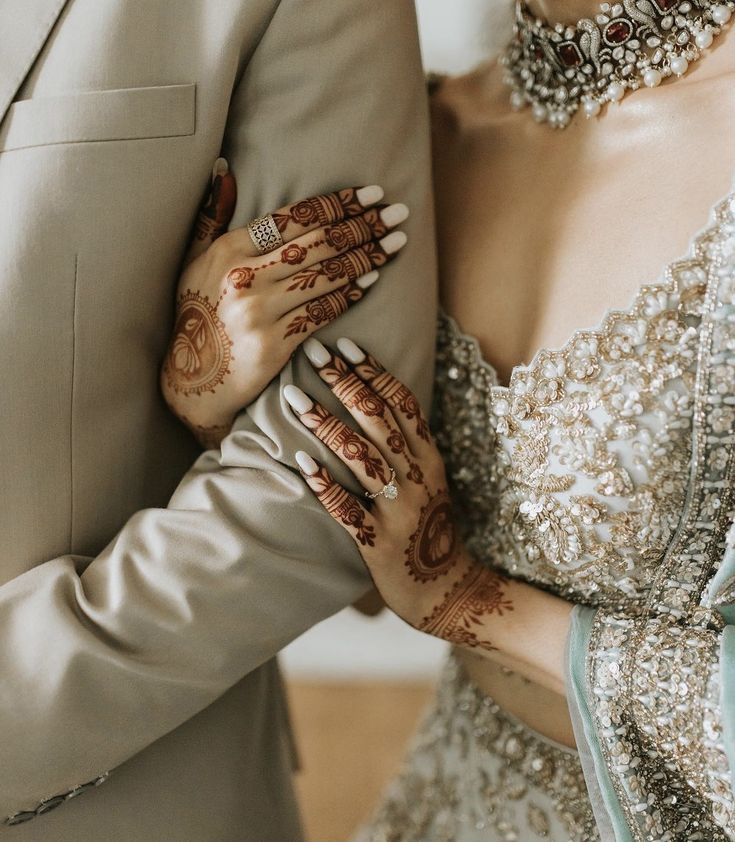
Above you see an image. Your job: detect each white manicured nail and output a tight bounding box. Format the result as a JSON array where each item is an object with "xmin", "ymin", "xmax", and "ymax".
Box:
[
  {"xmin": 213, "ymin": 157, "xmax": 228, "ymax": 177},
  {"xmin": 356, "ymin": 185, "xmax": 384, "ymax": 206},
  {"xmin": 381, "ymin": 231, "xmax": 408, "ymax": 254},
  {"xmin": 337, "ymin": 338, "xmax": 366, "ymax": 364},
  {"xmin": 380, "ymin": 203, "xmax": 409, "ymax": 227},
  {"xmin": 356, "ymin": 270, "xmax": 380, "ymax": 290},
  {"xmin": 303, "ymin": 338, "xmax": 331, "ymax": 367},
  {"xmin": 295, "ymin": 451, "xmax": 319, "ymax": 476},
  {"xmin": 283, "ymin": 385, "xmax": 314, "ymax": 414}
]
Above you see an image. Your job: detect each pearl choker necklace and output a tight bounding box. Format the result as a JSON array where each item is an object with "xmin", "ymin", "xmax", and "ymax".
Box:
[{"xmin": 503, "ymin": 0, "xmax": 734, "ymax": 127}]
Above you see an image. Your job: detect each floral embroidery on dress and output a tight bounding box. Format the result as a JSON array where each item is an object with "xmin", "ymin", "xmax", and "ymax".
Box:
[{"xmin": 433, "ymin": 249, "xmax": 705, "ymax": 610}]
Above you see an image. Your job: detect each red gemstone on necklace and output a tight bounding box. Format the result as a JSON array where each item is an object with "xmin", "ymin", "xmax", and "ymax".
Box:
[
  {"xmin": 653, "ymin": 0, "xmax": 677, "ymax": 10},
  {"xmin": 604, "ymin": 19, "xmax": 633, "ymax": 44},
  {"xmin": 557, "ymin": 42, "xmax": 582, "ymax": 66}
]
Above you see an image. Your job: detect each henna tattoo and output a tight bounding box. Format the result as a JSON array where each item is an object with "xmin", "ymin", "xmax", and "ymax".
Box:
[
  {"xmin": 309, "ymin": 466, "xmax": 375, "ymax": 546},
  {"xmin": 195, "ymin": 170, "xmax": 236, "ymax": 243},
  {"xmin": 273, "ymin": 188, "xmax": 365, "ymax": 232},
  {"xmin": 164, "ymin": 290, "xmax": 233, "ymax": 396},
  {"xmin": 227, "ymin": 266, "xmax": 256, "ymax": 290},
  {"xmin": 356, "ymin": 353, "xmax": 431, "ymax": 441},
  {"xmin": 299, "ymin": 404, "xmax": 388, "ymax": 483},
  {"xmin": 180, "ymin": 415, "xmax": 231, "ymax": 449},
  {"xmin": 324, "ymin": 209, "xmax": 388, "ymax": 252},
  {"xmin": 317, "ymin": 354, "xmax": 387, "ymax": 417},
  {"xmin": 418, "ymin": 566, "xmax": 513, "ymax": 651},
  {"xmin": 284, "ymin": 285, "xmax": 363, "ymax": 338},
  {"xmin": 286, "ymin": 250, "xmax": 375, "ymax": 292},
  {"xmin": 404, "ymin": 491, "xmax": 457, "ymax": 582},
  {"xmin": 281, "ymin": 243, "xmax": 309, "ymax": 265}
]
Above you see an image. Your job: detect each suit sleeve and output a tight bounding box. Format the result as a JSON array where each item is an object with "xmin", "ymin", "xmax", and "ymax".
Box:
[{"xmin": 0, "ymin": 0, "xmax": 437, "ymax": 822}]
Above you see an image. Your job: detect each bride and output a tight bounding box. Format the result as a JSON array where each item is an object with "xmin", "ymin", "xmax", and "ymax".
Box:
[{"xmin": 163, "ymin": 0, "xmax": 735, "ymax": 837}]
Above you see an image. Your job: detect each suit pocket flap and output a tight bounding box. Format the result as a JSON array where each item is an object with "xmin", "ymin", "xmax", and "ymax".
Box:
[{"xmin": 0, "ymin": 84, "xmax": 196, "ymax": 153}]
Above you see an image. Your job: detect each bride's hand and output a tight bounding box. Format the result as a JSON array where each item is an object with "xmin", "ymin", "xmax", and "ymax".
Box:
[
  {"xmin": 162, "ymin": 161, "xmax": 409, "ymax": 448},
  {"xmin": 285, "ymin": 339, "xmax": 574, "ymax": 693},
  {"xmin": 282, "ymin": 338, "xmax": 507, "ymax": 639}
]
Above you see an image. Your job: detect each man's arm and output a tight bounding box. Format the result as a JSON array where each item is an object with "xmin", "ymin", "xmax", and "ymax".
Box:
[{"xmin": 0, "ymin": 0, "xmax": 436, "ymax": 820}]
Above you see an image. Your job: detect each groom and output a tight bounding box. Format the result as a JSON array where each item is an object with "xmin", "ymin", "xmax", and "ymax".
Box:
[{"xmin": 0, "ymin": 0, "xmax": 436, "ymax": 839}]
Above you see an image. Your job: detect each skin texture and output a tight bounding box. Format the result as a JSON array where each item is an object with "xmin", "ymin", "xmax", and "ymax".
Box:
[{"xmin": 162, "ymin": 170, "xmax": 406, "ymax": 446}]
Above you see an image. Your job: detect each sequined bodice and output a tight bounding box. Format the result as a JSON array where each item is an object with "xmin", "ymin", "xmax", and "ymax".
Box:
[{"xmin": 433, "ymin": 240, "xmax": 714, "ymax": 612}]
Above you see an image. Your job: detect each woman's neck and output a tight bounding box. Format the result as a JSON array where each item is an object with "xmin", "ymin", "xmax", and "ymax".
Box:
[{"xmin": 525, "ymin": 0, "xmax": 601, "ymax": 25}]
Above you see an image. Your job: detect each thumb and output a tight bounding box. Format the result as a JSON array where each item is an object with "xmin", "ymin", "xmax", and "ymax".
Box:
[{"xmin": 185, "ymin": 157, "xmax": 237, "ymax": 265}]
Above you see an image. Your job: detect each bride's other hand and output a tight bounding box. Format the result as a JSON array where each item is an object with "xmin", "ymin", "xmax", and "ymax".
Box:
[
  {"xmin": 162, "ymin": 161, "xmax": 409, "ymax": 448},
  {"xmin": 286, "ymin": 339, "xmax": 573, "ymax": 695}
]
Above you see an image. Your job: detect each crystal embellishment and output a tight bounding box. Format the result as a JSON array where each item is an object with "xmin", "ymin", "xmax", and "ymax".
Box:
[{"xmin": 504, "ymin": 0, "xmax": 735, "ymax": 127}]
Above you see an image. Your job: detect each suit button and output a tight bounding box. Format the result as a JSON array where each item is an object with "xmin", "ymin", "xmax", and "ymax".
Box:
[
  {"xmin": 37, "ymin": 795, "xmax": 66, "ymax": 814},
  {"xmin": 6, "ymin": 811, "xmax": 37, "ymax": 825}
]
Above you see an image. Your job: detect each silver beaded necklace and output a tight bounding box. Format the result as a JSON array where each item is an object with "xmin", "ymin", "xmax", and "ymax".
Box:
[{"xmin": 503, "ymin": 0, "xmax": 734, "ymax": 127}]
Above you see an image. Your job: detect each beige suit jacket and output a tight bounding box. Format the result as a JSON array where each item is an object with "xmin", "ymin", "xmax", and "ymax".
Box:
[{"xmin": 0, "ymin": 0, "xmax": 436, "ymax": 839}]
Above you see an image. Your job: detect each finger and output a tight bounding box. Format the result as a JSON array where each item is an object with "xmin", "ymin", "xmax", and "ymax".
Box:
[
  {"xmin": 272, "ymin": 185, "xmax": 385, "ymax": 243},
  {"xmin": 284, "ymin": 386, "xmax": 390, "ymax": 494},
  {"xmin": 295, "ymin": 452, "xmax": 376, "ymax": 548},
  {"xmin": 337, "ymin": 339, "xmax": 432, "ymax": 447},
  {"xmin": 186, "ymin": 158, "xmax": 237, "ymax": 265},
  {"xmin": 302, "ymin": 339, "xmax": 424, "ymax": 487},
  {"xmin": 227, "ymin": 206, "xmax": 408, "ymax": 287},
  {"xmin": 279, "ymin": 274, "xmax": 377, "ymax": 341},
  {"xmin": 272, "ymin": 235, "xmax": 393, "ymax": 313}
]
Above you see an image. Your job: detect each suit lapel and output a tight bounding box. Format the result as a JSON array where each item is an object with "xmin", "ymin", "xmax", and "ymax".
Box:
[{"xmin": 0, "ymin": 0, "xmax": 70, "ymax": 124}]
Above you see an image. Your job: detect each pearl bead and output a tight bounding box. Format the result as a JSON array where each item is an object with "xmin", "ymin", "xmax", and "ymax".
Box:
[
  {"xmin": 643, "ymin": 68, "xmax": 663, "ymax": 87},
  {"xmin": 695, "ymin": 28, "xmax": 714, "ymax": 48},
  {"xmin": 583, "ymin": 98, "xmax": 601, "ymax": 118},
  {"xmin": 532, "ymin": 102, "xmax": 548, "ymax": 123},
  {"xmin": 510, "ymin": 91, "xmax": 526, "ymax": 111},
  {"xmin": 712, "ymin": 4, "xmax": 732, "ymax": 24},
  {"xmin": 669, "ymin": 55, "xmax": 689, "ymax": 75},
  {"xmin": 607, "ymin": 81, "xmax": 625, "ymax": 102}
]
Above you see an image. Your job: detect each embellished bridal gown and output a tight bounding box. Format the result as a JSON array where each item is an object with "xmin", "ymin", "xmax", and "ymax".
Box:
[{"xmin": 357, "ymin": 189, "xmax": 735, "ymax": 841}]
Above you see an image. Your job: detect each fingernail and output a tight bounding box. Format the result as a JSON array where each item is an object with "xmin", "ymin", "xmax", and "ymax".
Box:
[
  {"xmin": 336, "ymin": 338, "xmax": 366, "ymax": 364},
  {"xmin": 356, "ymin": 185, "xmax": 384, "ymax": 206},
  {"xmin": 295, "ymin": 451, "xmax": 319, "ymax": 476},
  {"xmin": 381, "ymin": 231, "xmax": 408, "ymax": 254},
  {"xmin": 213, "ymin": 157, "xmax": 229, "ymax": 178},
  {"xmin": 303, "ymin": 338, "xmax": 331, "ymax": 367},
  {"xmin": 356, "ymin": 270, "xmax": 380, "ymax": 290},
  {"xmin": 380, "ymin": 203, "xmax": 409, "ymax": 227},
  {"xmin": 283, "ymin": 385, "xmax": 314, "ymax": 414}
]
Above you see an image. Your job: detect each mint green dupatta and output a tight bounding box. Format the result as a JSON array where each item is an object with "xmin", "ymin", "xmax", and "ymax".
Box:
[{"xmin": 566, "ymin": 194, "xmax": 735, "ymax": 841}]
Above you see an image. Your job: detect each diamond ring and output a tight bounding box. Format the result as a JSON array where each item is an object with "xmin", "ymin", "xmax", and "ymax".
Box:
[{"xmin": 365, "ymin": 468, "xmax": 399, "ymax": 502}]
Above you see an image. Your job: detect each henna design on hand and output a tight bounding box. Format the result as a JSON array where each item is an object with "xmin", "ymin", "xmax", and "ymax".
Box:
[
  {"xmin": 164, "ymin": 290, "xmax": 233, "ymax": 396},
  {"xmin": 309, "ymin": 466, "xmax": 376, "ymax": 546},
  {"xmin": 286, "ymin": 250, "xmax": 375, "ymax": 292},
  {"xmin": 284, "ymin": 286, "xmax": 363, "ymax": 338},
  {"xmin": 299, "ymin": 404, "xmax": 388, "ymax": 484},
  {"xmin": 227, "ymin": 266, "xmax": 256, "ymax": 290},
  {"xmin": 324, "ymin": 209, "xmax": 388, "ymax": 252},
  {"xmin": 195, "ymin": 169, "xmax": 236, "ymax": 243},
  {"xmin": 356, "ymin": 353, "xmax": 431, "ymax": 442},
  {"xmin": 315, "ymin": 351, "xmax": 425, "ymax": 486},
  {"xmin": 404, "ymin": 491, "xmax": 457, "ymax": 582},
  {"xmin": 273, "ymin": 188, "xmax": 365, "ymax": 232},
  {"xmin": 179, "ymin": 415, "xmax": 231, "ymax": 449},
  {"xmin": 281, "ymin": 243, "xmax": 309, "ymax": 265},
  {"xmin": 418, "ymin": 566, "xmax": 513, "ymax": 651}
]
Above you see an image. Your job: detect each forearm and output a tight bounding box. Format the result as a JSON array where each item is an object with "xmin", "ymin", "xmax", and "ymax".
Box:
[{"xmin": 417, "ymin": 551, "xmax": 573, "ymax": 695}]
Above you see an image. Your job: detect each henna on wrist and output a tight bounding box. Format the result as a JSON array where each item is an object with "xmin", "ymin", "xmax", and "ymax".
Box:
[{"xmin": 418, "ymin": 565, "xmax": 514, "ymax": 652}]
